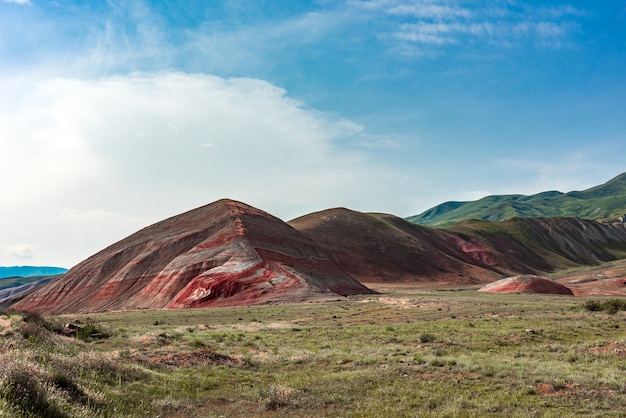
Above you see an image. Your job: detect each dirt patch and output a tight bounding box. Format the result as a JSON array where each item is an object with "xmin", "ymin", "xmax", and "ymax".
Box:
[
  {"xmin": 535, "ymin": 382, "xmax": 580, "ymax": 397},
  {"xmin": 374, "ymin": 297, "xmax": 420, "ymax": 309},
  {"xmin": 133, "ymin": 349, "xmax": 240, "ymax": 368},
  {"xmin": 361, "ymin": 297, "xmax": 457, "ymax": 311},
  {"xmin": 589, "ymin": 341, "xmax": 626, "ymax": 357}
]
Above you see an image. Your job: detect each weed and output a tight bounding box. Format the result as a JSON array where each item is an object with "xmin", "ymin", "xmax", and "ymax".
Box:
[
  {"xmin": 190, "ymin": 337, "xmax": 205, "ymax": 348},
  {"xmin": 412, "ymin": 354, "xmax": 425, "ymax": 364},
  {"xmin": 259, "ymin": 384, "xmax": 298, "ymax": 410},
  {"xmin": 567, "ymin": 353, "xmax": 578, "ymax": 363},
  {"xmin": 430, "ymin": 359, "xmax": 446, "ymax": 367}
]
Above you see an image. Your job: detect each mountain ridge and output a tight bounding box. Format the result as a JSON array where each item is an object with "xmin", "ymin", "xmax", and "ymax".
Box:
[
  {"xmin": 11, "ymin": 189, "xmax": 626, "ymax": 314},
  {"xmin": 408, "ymin": 172, "xmax": 626, "ymax": 227},
  {"xmin": 289, "ymin": 208, "xmax": 626, "ymax": 287},
  {"xmin": 0, "ymin": 266, "xmax": 67, "ymax": 279}
]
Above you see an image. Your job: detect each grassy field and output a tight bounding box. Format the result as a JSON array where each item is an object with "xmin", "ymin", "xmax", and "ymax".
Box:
[{"xmin": 1, "ymin": 289, "xmax": 626, "ymax": 417}]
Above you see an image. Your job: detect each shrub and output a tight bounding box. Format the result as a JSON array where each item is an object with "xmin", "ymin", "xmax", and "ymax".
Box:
[
  {"xmin": 0, "ymin": 366, "xmax": 66, "ymax": 417},
  {"xmin": 583, "ymin": 299, "xmax": 626, "ymax": 314},
  {"xmin": 15, "ymin": 311, "xmax": 66, "ymax": 342},
  {"xmin": 583, "ymin": 300, "xmax": 602, "ymax": 312},
  {"xmin": 429, "ymin": 359, "xmax": 446, "ymax": 367},
  {"xmin": 190, "ymin": 337, "xmax": 206, "ymax": 348},
  {"xmin": 419, "ymin": 333, "xmax": 436, "ymax": 344},
  {"xmin": 604, "ymin": 299, "xmax": 626, "ymax": 314},
  {"xmin": 75, "ymin": 321, "xmax": 110, "ymax": 342}
]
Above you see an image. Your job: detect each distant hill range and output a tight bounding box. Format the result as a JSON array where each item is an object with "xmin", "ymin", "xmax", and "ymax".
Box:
[
  {"xmin": 290, "ymin": 209, "xmax": 626, "ymax": 285},
  {"xmin": 0, "ymin": 267, "xmax": 66, "ymax": 312},
  {"xmin": 0, "ymin": 266, "xmax": 67, "ymax": 280},
  {"xmin": 407, "ymin": 172, "xmax": 626, "ymax": 227},
  {"xmin": 11, "ymin": 194, "xmax": 626, "ymax": 314}
]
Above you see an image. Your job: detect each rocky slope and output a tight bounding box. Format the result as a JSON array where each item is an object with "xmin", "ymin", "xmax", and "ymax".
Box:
[
  {"xmin": 13, "ymin": 200, "xmax": 373, "ymax": 315},
  {"xmin": 447, "ymin": 217, "xmax": 626, "ymax": 271}
]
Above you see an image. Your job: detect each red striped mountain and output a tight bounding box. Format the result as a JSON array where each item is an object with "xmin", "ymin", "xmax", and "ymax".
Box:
[
  {"xmin": 14, "ymin": 200, "xmax": 373, "ymax": 315},
  {"xmin": 289, "ymin": 209, "xmax": 516, "ymax": 285},
  {"xmin": 289, "ymin": 209, "xmax": 626, "ymax": 286}
]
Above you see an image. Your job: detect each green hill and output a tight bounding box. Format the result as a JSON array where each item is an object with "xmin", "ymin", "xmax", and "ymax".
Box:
[
  {"xmin": 0, "ymin": 266, "xmax": 67, "ymax": 279},
  {"xmin": 407, "ymin": 172, "xmax": 626, "ymax": 227},
  {"xmin": 0, "ymin": 275, "xmax": 62, "ymax": 291}
]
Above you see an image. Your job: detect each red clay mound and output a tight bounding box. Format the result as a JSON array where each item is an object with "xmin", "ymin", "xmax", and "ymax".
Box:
[
  {"xmin": 289, "ymin": 208, "xmax": 521, "ymax": 286},
  {"xmin": 13, "ymin": 199, "xmax": 374, "ymax": 315},
  {"xmin": 478, "ymin": 275, "xmax": 574, "ymax": 295}
]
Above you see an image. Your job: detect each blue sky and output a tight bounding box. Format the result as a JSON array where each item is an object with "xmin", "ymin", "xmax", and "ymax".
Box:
[{"xmin": 1, "ymin": 0, "xmax": 625, "ymax": 267}]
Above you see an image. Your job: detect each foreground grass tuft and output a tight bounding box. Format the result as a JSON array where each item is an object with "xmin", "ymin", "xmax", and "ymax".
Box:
[{"xmin": 0, "ymin": 365, "xmax": 66, "ymax": 417}]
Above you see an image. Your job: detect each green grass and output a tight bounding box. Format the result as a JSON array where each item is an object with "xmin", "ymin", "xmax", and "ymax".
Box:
[
  {"xmin": 407, "ymin": 172, "xmax": 626, "ymax": 226},
  {"xmin": 2, "ymin": 291, "xmax": 626, "ymax": 416}
]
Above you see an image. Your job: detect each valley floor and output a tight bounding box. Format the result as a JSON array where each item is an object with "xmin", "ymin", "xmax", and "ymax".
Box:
[{"xmin": 1, "ymin": 289, "xmax": 626, "ymax": 417}]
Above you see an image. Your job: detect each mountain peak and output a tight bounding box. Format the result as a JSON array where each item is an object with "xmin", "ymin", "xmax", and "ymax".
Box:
[{"xmin": 13, "ymin": 200, "xmax": 373, "ymax": 315}]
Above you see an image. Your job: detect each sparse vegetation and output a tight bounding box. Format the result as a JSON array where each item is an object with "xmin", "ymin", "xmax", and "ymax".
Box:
[
  {"xmin": 2, "ymin": 291, "xmax": 626, "ymax": 416},
  {"xmin": 74, "ymin": 320, "xmax": 110, "ymax": 342},
  {"xmin": 583, "ymin": 298, "xmax": 626, "ymax": 313}
]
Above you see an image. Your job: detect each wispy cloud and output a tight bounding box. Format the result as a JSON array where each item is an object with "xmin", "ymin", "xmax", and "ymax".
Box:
[
  {"xmin": 350, "ymin": 0, "xmax": 584, "ymax": 55},
  {"xmin": 497, "ymin": 150, "xmax": 616, "ymax": 195}
]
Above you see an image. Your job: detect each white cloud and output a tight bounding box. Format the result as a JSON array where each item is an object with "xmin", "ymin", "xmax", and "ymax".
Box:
[
  {"xmin": 2, "ymin": 244, "xmax": 35, "ymax": 260},
  {"xmin": 1, "ymin": 0, "xmax": 31, "ymax": 5},
  {"xmin": 0, "ymin": 72, "xmax": 399, "ymax": 267},
  {"xmin": 350, "ymin": 0, "xmax": 584, "ymax": 53},
  {"xmin": 495, "ymin": 150, "xmax": 620, "ymax": 196},
  {"xmin": 58, "ymin": 208, "xmax": 150, "ymax": 224},
  {"xmin": 389, "ymin": 3, "xmax": 471, "ymax": 19}
]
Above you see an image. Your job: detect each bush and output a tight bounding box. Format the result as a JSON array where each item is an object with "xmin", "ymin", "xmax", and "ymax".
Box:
[
  {"xmin": 75, "ymin": 321, "xmax": 110, "ymax": 342},
  {"xmin": 15, "ymin": 311, "xmax": 65, "ymax": 342},
  {"xmin": 583, "ymin": 299, "xmax": 626, "ymax": 314},
  {"xmin": 604, "ymin": 299, "xmax": 626, "ymax": 314},
  {"xmin": 583, "ymin": 300, "xmax": 602, "ymax": 312},
  {"xmin": 0, "ymin": 366, "xmax": 66, "ymax": 417}
]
